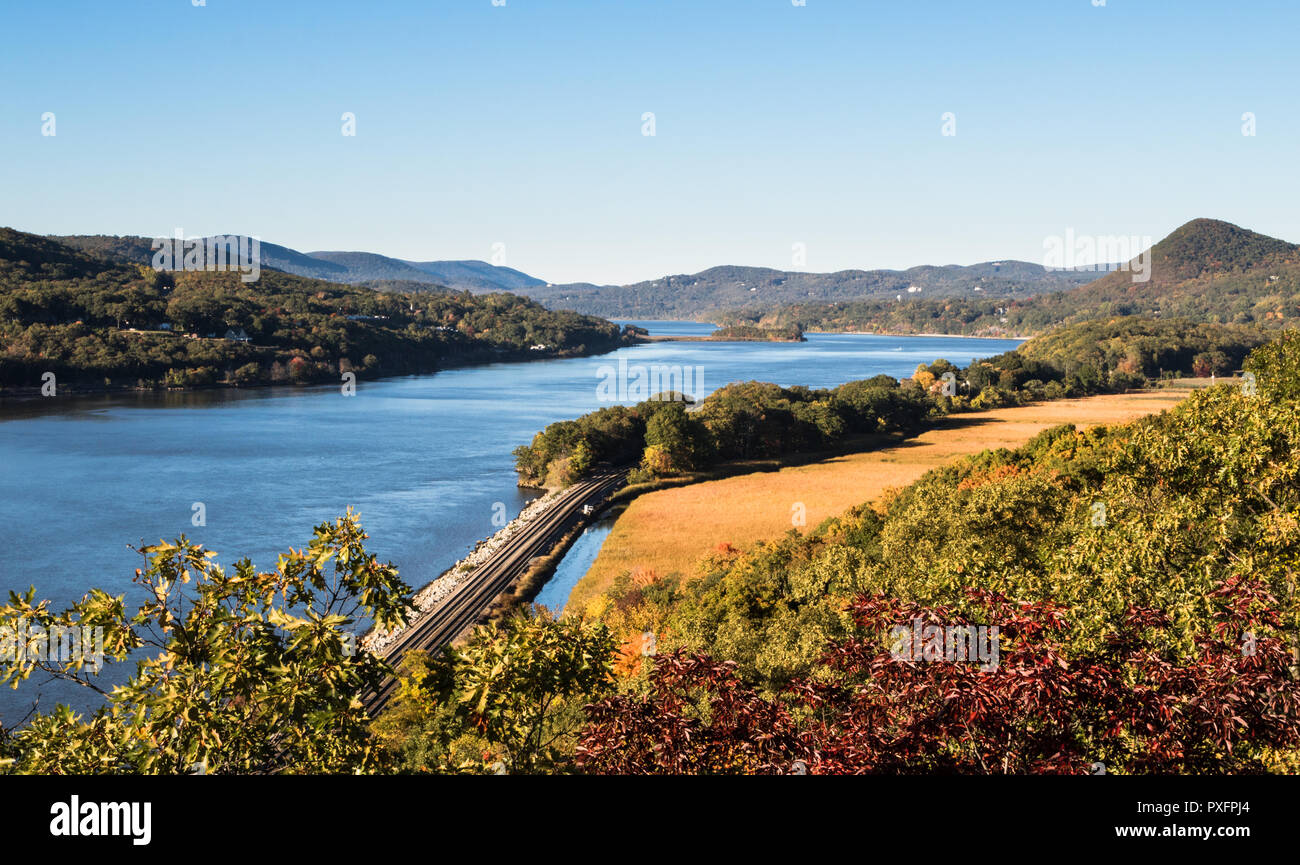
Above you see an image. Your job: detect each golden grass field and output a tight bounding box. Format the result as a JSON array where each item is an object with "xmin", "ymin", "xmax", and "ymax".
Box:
[{"xmin": 565, "ymin": 389, "xmax": 1191, "ymax": 615}]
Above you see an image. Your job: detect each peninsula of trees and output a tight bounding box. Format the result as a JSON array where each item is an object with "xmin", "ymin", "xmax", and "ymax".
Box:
[
  {"xmin": 512, "ymin": 314, "xmax": 1266, "ymax": 489},
  {"xmin": 707, "ymin": 324, "xmax": 805, "ymax": 342}
]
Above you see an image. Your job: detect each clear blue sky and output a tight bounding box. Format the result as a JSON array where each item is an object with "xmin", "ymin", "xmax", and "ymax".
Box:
[{"xmin": 2, "ymin": 0, "xmax": 1298, "ymax": 284}]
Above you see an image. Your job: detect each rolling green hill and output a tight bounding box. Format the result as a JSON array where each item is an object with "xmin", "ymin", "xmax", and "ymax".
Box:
[
  {"xmin": 0, "ymin": 228, "xmax": 628, "ymax": 394},
  {"xmin": 1016, "ymin": 317, "xmax": 1267, "ymax": 379}
]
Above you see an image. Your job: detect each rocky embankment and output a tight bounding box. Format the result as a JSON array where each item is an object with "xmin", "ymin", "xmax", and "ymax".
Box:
[{"xmin": 363, "ymin": 488, "xmax": 564, "ymax": 654}]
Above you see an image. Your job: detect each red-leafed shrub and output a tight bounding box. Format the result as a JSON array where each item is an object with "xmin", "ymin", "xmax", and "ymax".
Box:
[{"xmin": 576, "ymin": 579, "xmax": 1300, "ymax": 774}]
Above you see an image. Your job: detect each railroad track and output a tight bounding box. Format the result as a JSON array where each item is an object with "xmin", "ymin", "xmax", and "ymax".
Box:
[{"xmin": 361, "ymin": 469, "xmax": 626, "ymax": 716}]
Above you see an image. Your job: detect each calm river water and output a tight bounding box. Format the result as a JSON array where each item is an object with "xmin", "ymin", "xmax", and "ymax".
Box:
[{"xmin": 0, "ymin": 322, "xmax": 1020, "ymax": 718}]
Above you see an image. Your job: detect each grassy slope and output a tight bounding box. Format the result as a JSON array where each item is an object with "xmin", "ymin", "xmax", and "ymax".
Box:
[{"xmin": 565, "ymin": 388, "xmax": 1190, "ymax": 615}]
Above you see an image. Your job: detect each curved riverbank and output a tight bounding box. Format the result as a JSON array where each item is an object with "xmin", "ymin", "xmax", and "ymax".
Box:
[
  {"xmin": 0, "ymin": 328, "xmax": 1022, "ymax": 719},
  {"xmin": 563, "ymin": 389, "xmax": 1191, "ymax": 616},
  {"xmin": 0, "ymin": 338, "xmax": 634, "ymax": 404}
]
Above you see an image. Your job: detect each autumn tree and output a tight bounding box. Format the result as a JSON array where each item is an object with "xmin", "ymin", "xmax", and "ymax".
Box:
[
  {"xmin": 577, "ymin": 582, "xmax": 1300, "ymax": 774},
  {"xmin": 0, "ymin": 510, "xmax": 412, "ymax": 774},
  {"xmin": 374, "ymin": 610, "xmax": 617, "ymax": 774}
]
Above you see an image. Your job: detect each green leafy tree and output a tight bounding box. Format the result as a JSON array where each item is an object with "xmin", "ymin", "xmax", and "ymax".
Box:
[
  {"xmin": 0, "ymin": 510, "xmax": 412, "ymax": 774},
  {"xmin": 641, "ymin": 401, "xmax": 707, "ymax": 475},
  {"xmin": 1245, "ymin": 328, "xmax": 1300, "ymax": 402},
  {"xmin": 375, "ymin": 611, "xmax": 616, "ymax": 774},
  {"xmin": 569, "ymin": 438, "xmax": 594, "ymax": 477}
]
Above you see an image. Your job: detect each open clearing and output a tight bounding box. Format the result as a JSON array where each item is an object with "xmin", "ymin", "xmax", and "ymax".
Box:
[{"xmin": 565, "ymin": 388, "xmax": 1192, "ymax": 615}]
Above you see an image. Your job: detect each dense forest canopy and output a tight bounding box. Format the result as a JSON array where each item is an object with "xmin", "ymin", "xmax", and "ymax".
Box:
[
  {"xmin": 512, "ymin": 377, "xmax": 936, "ymax": 488},
  {"xmin": 1017, "ymin": 317, "xmax": 1265, "ymax": 378},
  {"xmin": 0, "ymin": 228, "xmax": 627, "ymax": 392}
]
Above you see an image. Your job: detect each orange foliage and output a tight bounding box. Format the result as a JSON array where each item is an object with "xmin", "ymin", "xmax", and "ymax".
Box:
[
  {"xmin": 613, "ymin": 631, "xmax": 651, "ymax": 679},
  {"xmin": 956, "ymin": 463, "xmax": 1023, "ymax": 491},
  {"xmin": 630, "ymin": 566, "xmax": 658, "ymax": 587}
]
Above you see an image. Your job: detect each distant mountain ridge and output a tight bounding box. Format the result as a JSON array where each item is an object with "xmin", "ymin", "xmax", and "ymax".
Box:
[
  {"xmin": 53, "ymin": 222, "xmax": 1287, "ymax": 331},
  {"xmin": 47, "ymin": 234, "xmax": 543, "ymax": 295},
  {"xmin": 726, "ymin": 219, "xmax": 1300, "ymax": 337},
  {"xmin": 47, "ymin": 234, "xmax": 1106, "ymax": 316},
  {"xmin": 522, "ymin": 260, "xmax": 1107, "ymax": 319},
  {"xmin": 305, "ymin": 252, "xmax": 545, "ymax": 293}
]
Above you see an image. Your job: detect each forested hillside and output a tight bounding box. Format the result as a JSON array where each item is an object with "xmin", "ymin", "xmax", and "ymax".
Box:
[
  {"xmin": 729, "ymin": 219, "xmax": 1300, "ymax": 337},
  {"xmin": 1017, "ymin": 317, "xmax": 1266, "ymax": 379},
  {"xmin": 528, "ymin": 260, "xmax": 1102, "ymax": 320},
  {"xmin": 50, "ymin": 233, "xmax": 546, "ymax": 293},
  {"xmin": 0, "ymin": 229, "xmax": 627, "ymax": 393}
]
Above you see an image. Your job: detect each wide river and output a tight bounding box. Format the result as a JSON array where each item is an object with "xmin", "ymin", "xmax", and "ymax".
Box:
[{"xmin": 0, "ymin": 322, "xmax": 1021, "ymax": 718}]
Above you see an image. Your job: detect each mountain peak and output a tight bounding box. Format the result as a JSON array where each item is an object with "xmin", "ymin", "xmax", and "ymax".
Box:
[
  {"xmin": 1082, "ymin": 218, "xmax": 1298, "ymax": 292},
  {"xmin": 1143, "ymin": 218, "xmax": 1299, "ymax": 283}
]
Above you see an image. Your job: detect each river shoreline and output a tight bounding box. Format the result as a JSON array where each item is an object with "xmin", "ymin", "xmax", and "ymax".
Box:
[
  {"xmin": 636, "ymin": 323, "xmax": 1028, "ymax": 341},
  {"xmin": 567, "ymin": 388, "xmax": 1189, "ymax": 614},
  {"xmin": 0, "ymin": 339, "xmax": 636, "ymax": 406},
  {"xmin": 362, "ymin": 485, "xmax": 561, "ymax": 654},
  {"xmin": 818, "ymin": 330, "xmax": 1027, "ymax": 340},
  {"xmin": 0, "ymin": 328, "xmax": 1025, "ymax": 719}
]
